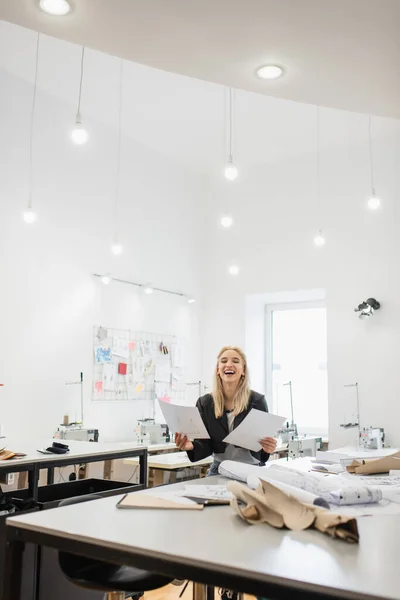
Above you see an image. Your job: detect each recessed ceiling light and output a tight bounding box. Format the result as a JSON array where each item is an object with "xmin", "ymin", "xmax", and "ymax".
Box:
[
  {"xmin": 256, "ymin": 65, "xmax": 283, "ymax": 80},
  {"xmin": 221, "ymin": 215, "xmax": 233, "ymax": 228},
  {"xmin": 39, "ymin": 0, "xmax": 71, "ymax": 16},
  {"xmin": 228, "ymin": 265, "xmax": 240, "ymax": 276}
]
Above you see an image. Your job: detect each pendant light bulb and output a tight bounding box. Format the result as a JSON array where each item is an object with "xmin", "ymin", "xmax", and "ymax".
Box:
[
  {"xmin": 221, "ymin": 215, "xmax": 233, "ymax": 228},
  {"xmin": 39, "ymin": 0, "xmax": 71, "ymax": 16},
  {"xmin": 101, "ymin": 273, "xmax": 112, "ymax": 285},
  {"xmin": 71, "ymin": 114, "xmax": 88, "ymax": 145},
  {"xmin": 143, "ymin": 283, "xmax": 154, "ymax": 295},
  {"xmin": 111, "ymin": 242, "xmax": 123, "ymax": 256},
  {"xmin": 23, "ymin": 208, "xmax": 37, "ymax": 224},
  {"xmin": 367, "ymin": 192, "xmax": 381, "ymax": 211},
  {"xmin": 314, "ymin": 231, "xmax": 326, "ymax": 247},
  {"xmin": 187, "ymin": 295, "xmax": 196, "ymax": 304},
  {"xmin": 224, "ymin": 155, "xmax": 238, "ymax": 181}
]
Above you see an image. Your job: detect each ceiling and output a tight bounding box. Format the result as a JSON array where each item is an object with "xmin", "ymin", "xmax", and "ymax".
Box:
[{"xmin": 0, "ymin": 0, "xmax": 399, "ymax": 119}]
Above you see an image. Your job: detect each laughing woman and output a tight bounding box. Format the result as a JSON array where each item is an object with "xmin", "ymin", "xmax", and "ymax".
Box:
[{"xmin": 175, "ymin": 345, "xmax": 277, "ymax": 475}]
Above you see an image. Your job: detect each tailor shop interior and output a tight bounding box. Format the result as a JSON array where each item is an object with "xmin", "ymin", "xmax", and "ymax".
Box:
[{"xmin": 0, "ymin": 2, "xmax": 400, "ymax": 600}]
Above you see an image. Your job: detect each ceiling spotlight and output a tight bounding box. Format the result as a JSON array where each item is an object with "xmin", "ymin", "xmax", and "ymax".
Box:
[
  {"xmin": 187, "ymin": 295, "xmax": 196, "ymax": 304},
  {"xmin": 23, "ymin": 208, "xmax": 37, "ymax": 224},
  {"xmin": 111, "ymin": 242, "xmax": 123, "ymax": 256},
  {"xmin": 39, "ymin": 0, "xmax": 71, "ymax": 16},
  {"xmin": 228, "ymin": 265, "xmax": 239, "ymax": 276},
  {"xmin": 101, "ymin": 274, "xmax": 112, "ymax": 285},
  {"xmin": 221, "ymin": 215, "xmax": 233, "ymax": 228},
  {"xmin": 367, "ymin": 194, "xmax": 381, "ymax": 211},
  {"xmin": 314, "ymin": 231, "xmax": 326, "ymax": 247},
  {"xmin": 224, "ymin": 156, "xmax": 238, "ymax": 181},
  {"xmin": 143, "ymin": 283, "xmax": 154, "ymax": 295},
  {"xmin": 71, "ymin": 115, "xmax": 88, "ymax": 145},
  {"xmin": 256, "ymin": 65, "xmax": 283, "ymax": 80}
]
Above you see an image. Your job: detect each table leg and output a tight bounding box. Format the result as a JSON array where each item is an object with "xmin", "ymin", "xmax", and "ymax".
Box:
[
  {"xmin": 152, "ymin": 470, "xmax": 165, "ymax": 487},
  {"xmin": 47, "ymin": 467, "xmax": 55, "ymax": 485},
  {"xmin": 139, "ymin": 450, "xmax": 148, "ymax": 488},
  {"xmin": 169, "ymin": 471, "xmax": 177, "ymax": 484},
  {"xmin": 17, "ymin": 471, "xmax": 28, "ymax": 490},
  {"xmin": 193, "ymin": 582, "xmax": 212, "ymax": 600},
  {"xmin": 3, "ymin": 536, "xmax": 24, "ymax": 600},
  {"xmin": 28, "ymin": 466, "xmax": 39, "ymax": 502},
  {"xmin": 103, "ymin": 459, "xmax": 113, "ymax": 480}
]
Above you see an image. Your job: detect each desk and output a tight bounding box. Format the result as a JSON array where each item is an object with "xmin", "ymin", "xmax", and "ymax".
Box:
[
  {"xmin": 0, "ymin": 440, "xmax": 148, "ymax": 498},
  {"xmin": 5, "ymin": 476, "xmax": 400, "ymax": 600},
  {"xmin": 103, "ymin": 441, "xmax": 178, "ymax": 480},
  {"xmin": 125, "ymin": 451, "xmax": 212, "ymax": 486}
]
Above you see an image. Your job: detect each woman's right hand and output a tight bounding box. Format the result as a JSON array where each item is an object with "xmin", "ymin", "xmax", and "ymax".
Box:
[{"xmin": 175, "ymin": 432, "xmax": 194, "ymax": 452}]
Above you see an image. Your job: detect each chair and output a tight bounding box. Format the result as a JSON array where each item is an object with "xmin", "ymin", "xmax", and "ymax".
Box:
[{"xmin": 57, "ymin": 494, "xmax": 173, "ymax": 600}]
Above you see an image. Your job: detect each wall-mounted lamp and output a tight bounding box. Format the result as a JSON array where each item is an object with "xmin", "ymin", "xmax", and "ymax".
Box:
[{"xmin": 354, "ymin": 298, "xmax": 380, "ymax": 318}]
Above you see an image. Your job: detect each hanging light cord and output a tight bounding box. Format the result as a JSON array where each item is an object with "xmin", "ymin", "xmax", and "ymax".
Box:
[
  {"xmin": 228, "ymin": 87, "xmax": 233, "ymax": 159},
  {"xmin": 77, "ymin": 47, "xmax": 85, "ymax": 117},
  {"xmin": 114, "ymin": 60, "xmax": 124, "ymax": 232},
  {"xmin": 368, "ymin": 115, "xmax": 375, "ymax": 195},
  {"xmin": 28, "ymin": 33, "xmax": 40, "ymax": 209}
]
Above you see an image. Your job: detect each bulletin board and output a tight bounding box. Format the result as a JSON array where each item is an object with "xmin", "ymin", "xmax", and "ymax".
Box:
[{"xmin": 92, "ymin": 325, "xmax": 186, "ymax": 404}]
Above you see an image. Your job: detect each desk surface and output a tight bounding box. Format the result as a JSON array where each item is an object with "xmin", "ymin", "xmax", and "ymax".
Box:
[
  {"xmin": 148, "ymin": 452, "xmax": 212, "ymax": 469},
  {"xmin": 0, "ymin": 439, "xmax": 144, "ymax": 469},
  {"xmin": 6, "ymin": 476, "xmax": 400, "ymax": 600}
]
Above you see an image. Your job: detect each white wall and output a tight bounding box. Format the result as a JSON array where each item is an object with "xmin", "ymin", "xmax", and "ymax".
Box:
[
  {"xmin": 0, "ymin": 27, "xmax": 205, "ymax": 441},
  {"xmin": 202, "ymin": 108, "xmax": 400, "ymax": 448}
]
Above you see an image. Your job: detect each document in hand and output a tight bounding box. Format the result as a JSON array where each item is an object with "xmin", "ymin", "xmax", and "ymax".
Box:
[
  {"xmin": 223, "ymin": 409, "xmax": 286, "ymax": 452},
  {"xmin": 158, "ymin": 399, "xmax": 210, "ymax": 439}
]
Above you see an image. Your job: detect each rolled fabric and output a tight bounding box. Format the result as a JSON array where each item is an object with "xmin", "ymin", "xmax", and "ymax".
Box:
[{"xmin": 247, "ymin": 473, "xmax": 330, "ymax": 509}]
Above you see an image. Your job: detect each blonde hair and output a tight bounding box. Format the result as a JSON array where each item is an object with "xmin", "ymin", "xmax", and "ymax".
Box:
[{"xmin": 212, "ymin": 346, "xmax": 251, "ymax": 419}]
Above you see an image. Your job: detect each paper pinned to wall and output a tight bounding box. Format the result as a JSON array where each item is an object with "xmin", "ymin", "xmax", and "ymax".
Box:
[
  {"xmin": 172, "ymin": 343, "xmax": 184, "ymax": 368},
  {"xmin": 103, "ymin": 363, "xmax": 116, "ymax": 391},
  {"xmin": 95, "ymin": 346, "xmax": 112, "ymax": 363},
  {"xmin": 113, "ymin": 337, "xmax": 130, "ymax": 359},
  {"xmin": 155, "ymin": 361, "xmax": 171, "ymax": 383}
]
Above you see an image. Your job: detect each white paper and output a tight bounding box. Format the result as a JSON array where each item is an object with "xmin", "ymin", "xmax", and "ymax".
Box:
[
  {"xmin": 112, "ymin": 337, "xmax": 129, "ymax": 359},
  {"xmin": 158, "ymin": 400, "xmax": 210, "ymax": 439},
  {"xmin": 103, "ymin": 363, "xmax": 116, "ymax": 391},
  {"xmin": 183, "ymin": 485, "xmax": 233, "ymax": 501},
  {"xmin": 223, "ymin": 410, "xmax": 286, "ymax": 452},
  {"xmin": 155, "ymin": 361, "xmax": 171, "ymax": 384}
]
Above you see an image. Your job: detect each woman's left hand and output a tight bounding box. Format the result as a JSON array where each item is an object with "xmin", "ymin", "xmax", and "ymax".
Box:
[{"xmin": 259, "ymin": 437, "xmax": 277, "ymax": 454}]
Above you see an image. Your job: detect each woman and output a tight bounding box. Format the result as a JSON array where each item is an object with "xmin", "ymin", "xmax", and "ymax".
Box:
[{"xmin": 175, "ymin": 346, "xmax": 277, "ymax": 474}]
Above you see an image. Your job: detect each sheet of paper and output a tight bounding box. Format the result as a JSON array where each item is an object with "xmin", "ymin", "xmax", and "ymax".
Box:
[
  {"xmin": 158, "ymin": 400, "xmax": 210, "ymax": 439},
  {"xmin": 183, "ymin": 485, "xmax": 233, "ymax": 501},
  {"xmin": 155, "ymin": 361, "xmax": 171, "ymax": 383},
  {"xmin": 223, "ymin": 410, "xmax": 286, "ymax": 452},
  {"xmin": 103, "ymin": 363, "xmax": 116, "ymax": 391},
  {"xmin": 112, "ymin": 337, "xmax": 129, "ymax": 359}
]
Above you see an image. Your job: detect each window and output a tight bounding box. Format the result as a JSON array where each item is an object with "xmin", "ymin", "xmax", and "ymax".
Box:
[{"xmin": 265, "ymin": 301, "xmax": 328, "ymax": 437}]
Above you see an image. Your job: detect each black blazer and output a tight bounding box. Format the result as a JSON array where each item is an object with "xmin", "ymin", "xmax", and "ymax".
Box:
[{"xmin": 186, "ymin": 390, "xmax": 271, "ymax": 465}]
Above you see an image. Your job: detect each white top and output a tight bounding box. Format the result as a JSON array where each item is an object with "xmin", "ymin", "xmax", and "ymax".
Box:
[
  {"xmin": 6, "ymin": 476, "xmax": 400, "ymax": 600},
  {"xmin": 0, "ymin": 439, "xmax": 143, "ymax": 470}
]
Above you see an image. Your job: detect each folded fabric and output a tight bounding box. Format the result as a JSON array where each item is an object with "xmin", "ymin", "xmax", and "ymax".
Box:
[
  {"xmin": 228, "ymin": 480, "xmax": 359, "ymax": 543},
  {"xmin": 346, "ymin": 451, "xmax": 400, "ymax": 475},
  {"xmin": 0, "ymin": 450, "xmax": 26, "ymax": 460}
]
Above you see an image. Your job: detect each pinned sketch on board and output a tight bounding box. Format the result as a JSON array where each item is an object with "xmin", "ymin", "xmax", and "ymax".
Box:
[
  {"xmin": 113, "ymin": 337, "xmax": 130, "ymax": 359},
  {"xmin": 95, "ymin": 346, "xmax": 112, "ymax": 363}
]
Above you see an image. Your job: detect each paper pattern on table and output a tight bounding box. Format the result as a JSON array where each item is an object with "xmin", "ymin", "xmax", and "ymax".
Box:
[
  {"xmin": 158, "ymin": 400, "xmax": 210, "ymax": 439},
  {"xmin": 183, "ymin": 485, "xmax": 233, "ymax": 500},
  {"xmin": 223, "ymin": 410, "xmax": 286, "ymax": 452}
]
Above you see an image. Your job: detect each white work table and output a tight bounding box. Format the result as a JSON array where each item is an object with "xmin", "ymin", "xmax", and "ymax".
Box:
[
  {"xmin": 125, "ymin": 450, "xmax": 212, "ymax": 486},
  {"xmin": 4, "ymin": 475, "xmax": 400, "ymax": 600},
  {"xmin": 0, "ymin": 439, "xmax": 148, "ymax": 498}
]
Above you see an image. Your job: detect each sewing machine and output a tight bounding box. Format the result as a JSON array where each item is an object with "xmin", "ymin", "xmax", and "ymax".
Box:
[
  {"xmin": 55, "ymin": 426, "xmax": 99, "ymax": 442},
  {"xmin": 359, "ymin": 426, "xmax": 385, "ymax": 450},
  {"xmin": 288, "ymin": 436, "xmax": 322, "ymax": 459},
  {"xmin": 136, "ymin": 419, "xmax": 169, "ymax": 444}
]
